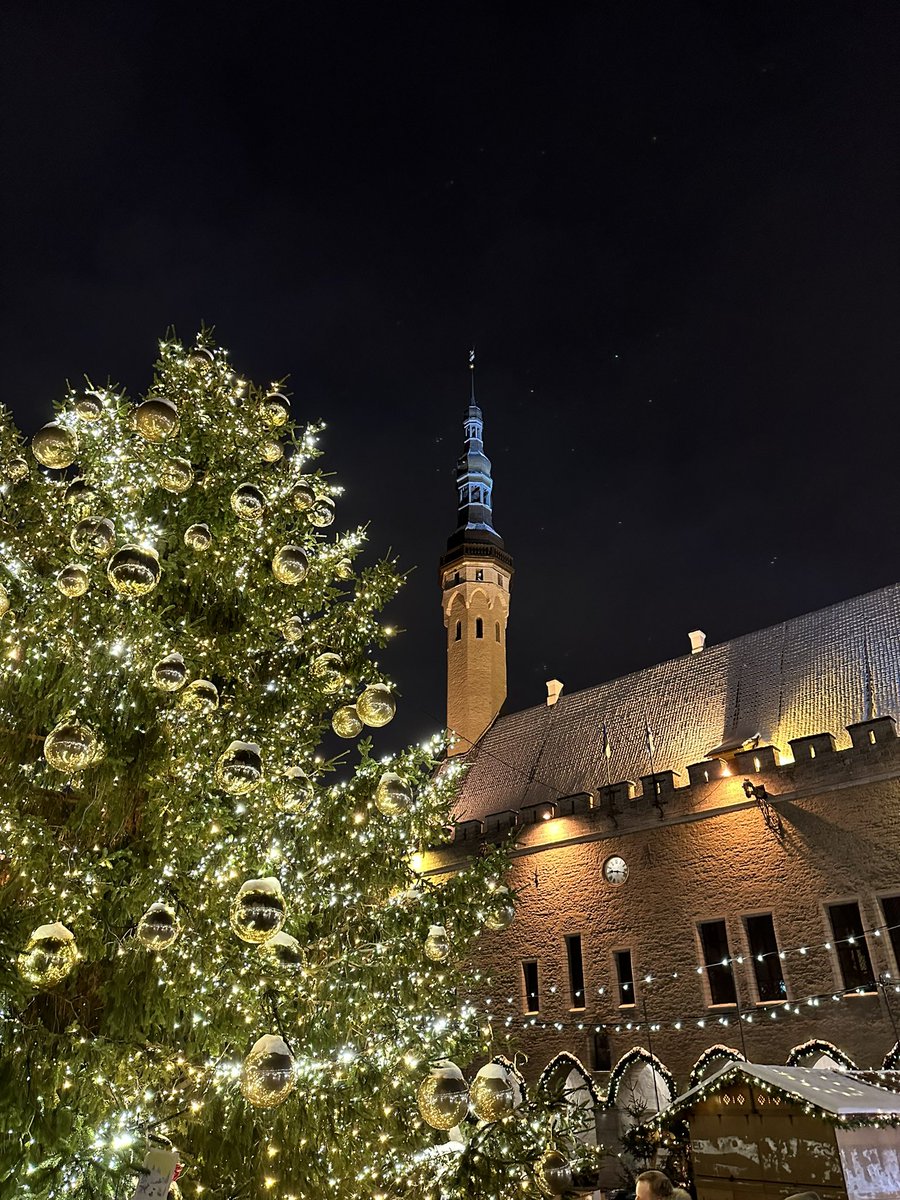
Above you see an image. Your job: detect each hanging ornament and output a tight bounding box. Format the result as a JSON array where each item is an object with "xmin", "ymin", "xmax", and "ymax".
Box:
[
  {"xmin": 133, "ymin": 397, "xmax": 180, "ymax": 442},
  {"xmin": 17, "ymin": 922, "xmax": 78, "ymax": 987},
  {"xmin": 259, "ymin": 440, "xmax": 283, "ymax": 463},
  {"xmin": 311, "ymin": 651, "xmax": 343, "ymax": 693},
  {"xmin": 151, "ymin": 652, "xmax": 188, "ymax": 692},
  {"xmin": 291, "ymin": 482, "xmax": 315, "ymax": 511},
  {"xmin": 374, "ymin": 771, "xmax": 412, "ymax": 817},
  {"xmin": 309, "ymin": 496, "xmax": 335, "ymax": 527},
  {"xmin": 56, "ymin": 564, "xmax": 89, "ymax": 598},
  {"xmin": 335, "ymin": 557, "xmax": 353, "ymax": 581},
  {"xmin": 230, "ymin": 483, "xmax": 267, "ymax": 522},
  {"xmin": 260, "ymin": 392, "xmax": 290, "ymax": 427},
  {"xmin": 272, "ymin": 545, "xmax": 309, "ymax": 585},
  {"xmin": 107, "ymin": 545, "xmax": 161, "ymax": 597},
  {"xmin": 258, "ymin": 930, "xmax": 304, "ymax": 967},
  {"xmin": 168, "ymin": 1182, "xmax": 182, "ymax": 1200},
  {"xmin": 230, "ymin": 877, "xmax": 286, "ymax": 943},
  {"xmin": 0, "ymin": 582, "xmax": 10, "ymax": 617},
  {"xmin": 416, "ymin": 1063, "xmax": 469, "ymax": 1131},
  {"xmin": 5, "ymin": 456, "xmax": 29, "ymax": 483},
  {"xmin": 424, "ymin": 925, "xmax": 450, "ymax": 962},
  {"xmin": 469, "ymin": 1062, "xmax": 520, "ymax": 1122},
  {"xmin": 179, "ymin": 678, "xmax": 218, "ymax": 714},
  {"xmin": 215, "ymin": 740, "xmax": 262, "ymax": 795},
  {"xmin": 536, "ymin": 1146, "xmax": 573, "ymax": 1197},
  {"xmin": 70, "ymin": 516, "xmax": 115, "ymax": 557},
  {"xmin": 63, "ymin": 478, "xmax": 99, "ymax": 516},
  {"xmin": 357, "ymin": 684, "xmax": 396, "ymax": 728},
  {"xmin": 332, "ymin": 705, "xmax": 363, "ymax": 738},
  {"xmin": 188, "ymin": 347, "xmax": 214, "ymax": 371},
  {"xmin": 184, "ymin": 522, "xmax": 212, "ymax": 552},
  {"xmin": 157, "ymin": 457, "xmax": 194, "ymax": 493},
  {"xmin": 136, "ymin": 902, "xmax": 180, "ymax": 949},
  {"xmin": 241, "ymin": 1034, "xmax": 295, "ymax": 1108},
  {"xmin": 44, "ymin": 720, "xmax": 102, "ymax": 772},
  {"xmin": 274, "ymin": 766, "xmax": 314, "ymax": 813},
  {"xmin": 281, "ymin": 615, "xmax": 304, "ymax": 643},
  {"xmin": 484, "ymin": 886, "xmax": 515, "ymax": 932},
  {"xmin": 32, "ymin": 422, "xmax": 78, "ymax": 469},
  {"xmin": 72, "ymin": 391, "xmax": 103, "ymax": 421}
]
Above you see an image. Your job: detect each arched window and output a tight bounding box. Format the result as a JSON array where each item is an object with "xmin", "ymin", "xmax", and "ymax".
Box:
[
  {"xmin": 475, "ymin": 617, "xmax": 483, "ymax": 639},
  {"xmin": 495, "ymin": 622, "xmax": 500, "ymax": 642},
  {"xmin": 455, "ymin": 620, "xmax": 461, "ymax": 641}
]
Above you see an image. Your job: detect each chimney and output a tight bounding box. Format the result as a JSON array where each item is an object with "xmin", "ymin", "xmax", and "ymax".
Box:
[
  {"xmin": 689, "ymin": 630, "xmax": 706, "ymax": 655},
  {"xmin": 546, "ymin": 679, "xmax": 564, "ymax": 706}
]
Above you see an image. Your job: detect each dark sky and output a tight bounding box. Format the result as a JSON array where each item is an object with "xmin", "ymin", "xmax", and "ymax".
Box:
[{"xmin": 2, "ymin": 3, "xmax": 900, "ymax": 752}]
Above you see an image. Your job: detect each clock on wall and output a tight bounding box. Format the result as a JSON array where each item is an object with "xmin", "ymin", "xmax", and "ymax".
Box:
[{"xmin": 603, "ymin": 855, "xmax": 629, "ymax": 885}]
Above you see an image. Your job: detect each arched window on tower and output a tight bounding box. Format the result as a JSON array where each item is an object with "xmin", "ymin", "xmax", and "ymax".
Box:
[
  {"xmin": 475, "ymin": 617, "xmax": 483, "ymax": 639},
  {"xmin": 495, "ymin": 622, "xmax": 500, "ymax": 642},
  {"xmin": 455, "ymin": 620, "xmax": 461, "ymax": 641}
]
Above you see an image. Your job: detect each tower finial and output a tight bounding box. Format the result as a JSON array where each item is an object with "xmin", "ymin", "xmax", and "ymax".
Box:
[{"xmin": 469, "ymin": 346, "xmax": 476, "ymax": 403}]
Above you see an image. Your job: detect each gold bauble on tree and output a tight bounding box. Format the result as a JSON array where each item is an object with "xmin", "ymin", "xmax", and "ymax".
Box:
[
  {"xmin": 32, "ymin": 422, "xmax": 78, "ymax": 469},
  {"xmin": 64, "ymin": 478, "xmax": 99, "ymax": 516},
  {"xmin": 272, "ymin": 545, "xmax": 309, "ymax": 585},
  {"xmin": 311, "ymin": 651, "xmax": 343, "ymax": 693},
  {"xmin": 157, "ymin": 457, "xmax": 194, "ymax": 493},
  {"xmin": 56, "ymin": 564, "xmax": 89, "ymax": 598},
  {"xmin": 230, "ymin": 877, "xmax": 286, "ymax": 943},
  {"xmin": 309, "ymin": 496, "xmax": 335, "ymax": 527},
  {"xmin": 72, "ymin": 391, "xmax": 103, "ymax": 420},
  {"xmin": 136, "ymin": 902, "xmax": 180, "ymax": 949},
  {"xmin": 536, "ymin": 1146, "xmax": 573, "ymax": 1197},
  {"xmin": 179, "ymin": 678, "xmax": 218, "ymax": 713},
  {"xmin": 281, "ymin": 615, "xmax": 304, "ymax": 643},
  {"xmin": 357, "ymin": 683, "xmax": 396, "ymax": 728},
  {"xmin": 17, "ymin": 922, "xmax": 78, "ymax": 987},
  {"xmin": 5, "ymin": 457, "xmax": 29, "ymax": 483},
  {"xmin": 184, "ymin": 522, "xmax": 212, "ymax": 552},
  {"xmin": 133, "ymin": 397, "xmax": 180, "ymax": 442},
  {"xmin": 424, "ymin": 924, "xmax": 450, "ymax": 962},
  {"xmin": 332, "ymin": 705, "xmax": 363, "ymax": 739},
  {"xmin": 258, "ymin": 930, "xmax": 304, "ymax": 967},
  {"xmin": 274, "ymin": 766, "xmax": 314, "ymax": 814},
  {"xmin": 0, "ymin": 583, "xmax": 9, "ymax": 618},
  {"xmin": 291, "ymin": 482, "xmax": 315, "ymax": 511},
  {"xmin": 107, "ymin": 545, "xmax": 161, "ymax": 597},
  {"xmin": 241, "ymin": 1034, "xmax": 295, "ymax": 1108},
  {"xmin": 215, "ymin": 740, "xmax": 262, "ymax": 795},
  {"xmin": 375, "ymin": 771, "xmax": 412, "ymax": 817},
  {"xmin": 484, "ymin": 885, "xmax": 515, "ymax": 932},
  {"xmin": 44, "ymin": 720, "xmax": 102, "ymax": 772},
  {"xmin": 260, "ymin": 392, "xmax": 290, "ymax": 427},
  {"xmin": 469, "ymin": 1062, "xmax": 520, "ymax": 1122},
  {"xmin": 152, "ymin": 652, "xmax": 188, "ymax": 692},
  {"xmin": 335, "ymin": 557, "xmax": 354, "ymax": 581},
  {"xmin": 416, "ymin": 1063, "xmax": 469, "ymax": 1131},
  {"xmin": 259, "ymin": 440, "xmax": 283, "ymax": 463},
  {"xmin": 230, "ymin": 482, "xmax": 267, "ymax": 522},
  {"xmin": 70, "ymin": 516, "xmax": 115, "ymax": 557}
]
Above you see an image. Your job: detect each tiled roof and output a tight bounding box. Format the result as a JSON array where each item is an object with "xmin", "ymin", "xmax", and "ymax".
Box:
[{"xmin": 453, "ymin": 582, "xmax": 900, "ymax": 822}]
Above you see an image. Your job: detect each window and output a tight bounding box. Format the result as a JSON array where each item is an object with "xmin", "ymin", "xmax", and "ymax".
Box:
[
  {"xmin": 453, "ymin": 571, "xmax": 460, "ymax": 584},
  {"xmin": 881, "ymin": 895, "xmax": 900, "ymax": 973},
  {"xmin": 475, "ymin": 569, "xmax": 484, "ymax": 582},
  {"xmin": 614, "ymin": 949, "xmax": 634, "ymax": 1006},
  {"xmin": 495, "ymin": 622, "xmax": 501, "ymax": 642},
  {"xmin": 745, "ymin": 914, "xmax": 786, "ymax": 1002},
  {"xmin": 566, "ymin": 935, "xmax": 585, "ymax": 1008},
  {"xmin": 498, "ymin": 574, "xmax": 503, "ymax": 588},
  {"xmin": 522, "ymin": 961, "xmax": 540, "ymax": 1013},
  {"xmin": 454, "ymin": 620, "xmax": 461, "ymax": 641},
  {"xmin": 828, "ymin": 901, "xmax": 876, "ymax": 991},
  {"xmin": 591, "ymin": 1030, "xmax": 612, "ymax": 1071},
  {"xmin": 475, "ymin": 617, "xmax": 483, "ymax": 639},
  {"xmin": 698, "ymin": 919, "xmax": 737, "ymax": 1005}
]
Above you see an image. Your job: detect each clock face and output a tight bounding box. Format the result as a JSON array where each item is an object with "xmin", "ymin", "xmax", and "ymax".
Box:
[{"xmin": 603, "ymin": 855, "xmax": 629, "ymax": 885}]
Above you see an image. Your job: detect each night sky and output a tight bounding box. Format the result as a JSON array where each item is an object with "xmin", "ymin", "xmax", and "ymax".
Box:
[{"xmin": 2, "ymin": 4, "xmax": 900, "ymax": 752}]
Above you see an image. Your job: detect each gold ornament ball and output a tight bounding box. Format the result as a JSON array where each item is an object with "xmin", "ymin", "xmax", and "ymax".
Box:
[
  {"xmin": 275, "ymin": 766, "xmax": 314, "ymax": 813},
  {"xmin": 188, "ymin": 347, "xmax": 214, "ymax": 371},
  {"xmin": 56, "ymin": 564, "xmax": 90, "ymax": 598},
  {"xmin": 0, "ymin": 583, "xmax": 9, "ymax": 618},
  {"xmin": 133, "ymin": 397, "xmax": 180, "ymax": 442},
  {"xmin": 282, "ymin": 615, "xmax": 304, "ymax": 643},
  {"xmin": 230, "ymin": 877, "xmax": 286, "ymax": 943},
  {"xmin": 180, "ymin": 678, "xmax": 218, "ymax": 714},
  {"xmin": 32, "ymin": 422, "xmax": 78, "ymax": 469},
  {"xmin": 107, "ymin": 545, "xmax": 161, "ymax": 597},
  {"xmin": 72, "ymin": 391, "xmax": 103, "ymax": 420},
  {"xmin": 335, "ymin": 557, "xmax": 354, "ymax": 581},
  {"xmin": 375, "ymin": 771, "xmax": 412, "ymax": 817},
  {"xmin": 63, "ymin": 478, "xmax": 99, "ymax": 516},
  {"xmin": 17, "ymin": 922, "xmax": 78, "ymax": 987},
  {"xmin": 184, "ymin": 522, "xmax": 212, "ymax": 552},
  {"xmin": 136, "ymin": 902, "xmax": 180, "ymax": 949},
  {"xmin": 70, "ymin": 516, "xmax": 115, "ymax": 558},
  {"xmin": 44, "ymin": 720, "xmax": 102, "ymax": 772},
  {"xmin": 152, "ymin": 652, "xmax": 188, "ymax": 691},
  {"xmin": 357, "ymin": 683, "xmax": 396, "ymax": 728},
  {"xmin": 157, "ymin": 457, "xmax": 194, "ymax": 493},
  {"xmin": 332, "ymin": 705, "xmax": 363, "ymax": 738},
  {"xmin": 470, "ymin": 1063, "xmax": 518, "ymax": 1122},
  {"xmin": 272, "ymin": 544, "xmax": 309, "ymax": 585},
  {"xmin": 537, "ymin": 1147, "xmax": 573, "ymax": 1197},
  {"xmin": 241, "ymin": 1034, "xmax": 296, "ymax": 1108},
  {"xmin": 311, "ymin": 651, "xmax": 343, "ymax": 693},
  {"xmin": 291, "ymin": 482, "xmax": 315, "ymax": 511},
  {"xmin": 484, "ymin": 888, "xmax": 515, "ymax": 932},
  {"xmin": 215, "ymin": 740, "xmax": 263, "ymax": 795},
  {"xmin": 258, "ymin": 930, "xmax": 304, "ymax": 967},
  {"xmin": 424, "ymin": 924, "xmax": 450, "ymax": 962},
  {"xmin": 261, "ymin": 392, "xmax": 290, "ymax": 427},
  {"xmin": 168, "ymin": 1182, "xmax": 182, "ymax": 1200},
  {"xmin": 230, "ymin": 482, "xmax": 267, "ymax": 522},
  {"xmin": 259, "ymin": 439, "xmax": 283, "ymax": 463},
  {"xmin": 309, "ymin": 496, "xmax": 335, "ymax": 527},
  {"xmin": 416, "ymin": 1065, "xmax": 469, "ymax": 1131},
  {"xmin": 5, "ymin": 456, "xmax": 29, "ymax": 483}
]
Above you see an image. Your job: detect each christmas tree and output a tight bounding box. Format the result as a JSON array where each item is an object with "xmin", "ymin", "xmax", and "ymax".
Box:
[{"xmin": 0, "ymin": 335, "xmax": 600, "ymax": 1200}]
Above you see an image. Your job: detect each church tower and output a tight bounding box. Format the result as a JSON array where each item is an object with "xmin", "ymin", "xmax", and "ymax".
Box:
[{"xmin": 440, "ymin": 362, "xmax": 513, "ymax": 755}]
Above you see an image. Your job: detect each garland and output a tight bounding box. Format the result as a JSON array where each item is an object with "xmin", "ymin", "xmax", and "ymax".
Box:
[
  {"xmin": 606, "ymin": 1047, "xmax": 677, "ymax": 1108},
  {"xmin": 687, "ymin": 1044, "xmax": 746, "ymax": 1088},
  {"xmin": 882, "ymin": 1042, "xmax": 900, "ymax": 1070},
  {"xmin": 786, "ymin": 1038, "xmax": 857, "ymax": 1069},
  {"xmin": 537, "ymin": 1050, "xmax": 605, "ymax": 1107}
]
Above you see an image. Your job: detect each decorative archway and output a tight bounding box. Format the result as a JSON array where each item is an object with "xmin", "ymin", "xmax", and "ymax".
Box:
[
  {"xmin": 687, "ymin": 1044, "xmax": 746, "ymax": 1089},
  {"xmin": 538, "ymin": 1052, "xmax": 603, "ymax": 1148},
  {"xmin": 607, "ymin": 1047, "xmax": 675, "ymax": 1119},
  {"xmin": 882, "ymin": 1042, "xmax": 900, "ymax": 1070},
  {"xmin": 786, "ymin": 1038, "xmax": 856, "ymax": 1070}
]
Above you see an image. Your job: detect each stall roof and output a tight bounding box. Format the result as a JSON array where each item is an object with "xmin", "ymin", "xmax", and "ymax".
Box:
[{"xmin": 666, "ymin": 1063, "xmax": 900, "ymax": 1119}]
